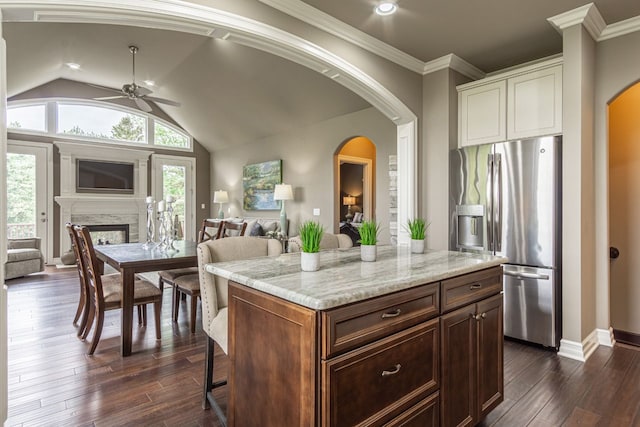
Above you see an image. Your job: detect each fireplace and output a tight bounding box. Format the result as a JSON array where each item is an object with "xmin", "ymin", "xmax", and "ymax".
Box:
[{"xmin": 86, "ymin": 224, "xmax": 130, "ymax": 245}]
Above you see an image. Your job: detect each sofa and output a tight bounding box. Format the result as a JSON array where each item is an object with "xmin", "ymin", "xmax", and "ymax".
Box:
[
  {"xmin": 215, "ymin": 217, "xmax": 288, "ymax": 238},
  {"xmin": 5, "ymin": 237, "xmax": 45, "ymax": 280}
]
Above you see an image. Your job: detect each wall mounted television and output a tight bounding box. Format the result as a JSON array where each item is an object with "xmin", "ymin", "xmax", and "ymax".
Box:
[{"xmin": 76, "ymin": 159, "xmax": 135, "ymax": 194}]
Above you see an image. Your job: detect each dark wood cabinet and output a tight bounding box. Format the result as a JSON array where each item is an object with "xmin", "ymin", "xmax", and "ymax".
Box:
[
  {"xmin": 440, "ymin": 285, "xmax": 503, "ymax": 427},
  {"xmin": 227, "ymin": 265, "xmax": 503, "ymax": 427},
  {"xmin": 228, "ymin": 283, "xmax": 317, "ymax": 427}
]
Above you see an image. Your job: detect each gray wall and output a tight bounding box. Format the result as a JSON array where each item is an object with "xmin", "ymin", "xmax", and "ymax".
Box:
[
  {"xmin": 421, "ymin": 68, "xmax": 470, "ymax": 250},
  {"xmin": 8, "ymin": 79, "xmax": 210, "ymax": 256},
  {"xmin": 211, "ymin": 107, "xmax": 396, "ymax": 243},
  {"xmin": 594, "ymin": 30, "xmax": 640, "ymax": 332}
]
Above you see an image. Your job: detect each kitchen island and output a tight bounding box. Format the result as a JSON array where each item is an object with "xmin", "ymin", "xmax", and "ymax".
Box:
[{"xmin": 207, "ymin": 246, "xmax": 507, "ymax": 426}]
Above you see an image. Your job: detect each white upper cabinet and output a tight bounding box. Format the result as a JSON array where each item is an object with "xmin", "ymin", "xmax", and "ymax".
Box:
[
  {"xmin": 459, "ymin": 80, "xmax": 506, "ymax": 147},
  {"xmin": 507, "ymin": 65, "xmax": 562, "ymax": 140},
  {"xmin": 457, "ymin": 58, "xmax": 563, "ymax": 147}
]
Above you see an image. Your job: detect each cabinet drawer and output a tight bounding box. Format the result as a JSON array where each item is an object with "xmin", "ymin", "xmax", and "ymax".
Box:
[
  {"xmin": 322, "ymin": 319, "xmax": 439, "ymax": 427},
  {"xmin": 441, "ymin": 267, "xmax": 502, "ymax": 313},
  {"xmin": 322, "ymin": 283, "xmax": 439, "ymax": 358},
  {"xmin": 383, "ymin": 392, "xmax": 439, "ymax": 427}
]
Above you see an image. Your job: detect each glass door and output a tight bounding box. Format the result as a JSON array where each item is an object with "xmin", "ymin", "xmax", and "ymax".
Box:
[
  {"xmin": 6, "ymin": 142, "xmax": 51, "ymax": 261},
  {"xmin": 151, "ymin": 154, "xmax": 196, "ymax": 241}
]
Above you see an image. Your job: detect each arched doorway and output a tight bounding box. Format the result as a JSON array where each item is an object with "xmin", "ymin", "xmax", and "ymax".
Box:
[
  {"xmin": 608, "ymin": 80, "xmax": 640, "ymax": 345},
  {"xmin": 334, "ymin": 137, "xmax": 376, "ymax": 234}
]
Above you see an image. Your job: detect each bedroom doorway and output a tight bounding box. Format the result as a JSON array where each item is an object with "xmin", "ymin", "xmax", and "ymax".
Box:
[{"xmin": 334, "ymin": 137, "xmax": 376, "ymax": 232}]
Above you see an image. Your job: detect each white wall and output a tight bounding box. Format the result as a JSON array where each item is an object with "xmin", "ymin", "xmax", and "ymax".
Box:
[{"xmin": 211, "ymin": 107, "xmax": 396, "ymax": 243}]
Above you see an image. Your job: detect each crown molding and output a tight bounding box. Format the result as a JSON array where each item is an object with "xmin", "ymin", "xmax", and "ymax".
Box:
[
  {"xmin": 32, "ymin": 10, "xmax": 217, "ymax": 36},
  {"xmin": 547, "ymin": 3, "xmax": 604, "ymax": 40},
  {"xmin": 599, "ymin": 14, "xmax": 640, "ymax": 41},
  {"xmin": 546, "ymin": 2, "xmax": 640, "ymax": 42},
  {"xmin": 259, "ymin": 0, "xmax": 425, "ymax": 74},
  {"xmin": 422, "ymin": 54, "xmax": 485, "ymax": 80}
]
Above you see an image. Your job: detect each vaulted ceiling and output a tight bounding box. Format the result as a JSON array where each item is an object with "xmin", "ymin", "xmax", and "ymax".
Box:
[{"xmin": 3, "ymin": 1, "xmax": 640, "ymax": 152}]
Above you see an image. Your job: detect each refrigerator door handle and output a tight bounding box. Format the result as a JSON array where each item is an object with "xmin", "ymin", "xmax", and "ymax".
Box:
[
  {"xmin": 494, "ymin": 153, "xmax": 502, "ymax": 252},
  {"xmin": 487, "ymin": 153, "xmax": 494, "ymax": 252},
  {"xmin": 504, "ymin": 270, "xmax": 550, "ymax": 280}
]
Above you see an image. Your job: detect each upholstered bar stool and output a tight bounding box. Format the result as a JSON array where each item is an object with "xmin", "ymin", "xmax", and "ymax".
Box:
[{"xmin": 198, "ymin": 236, "xmax": 283, "ymax": 425}]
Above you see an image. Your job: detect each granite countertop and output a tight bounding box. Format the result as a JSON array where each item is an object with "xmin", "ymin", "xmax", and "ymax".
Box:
[{"xmin": 206, "ymin": 246, "xmax": 508, "ymax": 310}]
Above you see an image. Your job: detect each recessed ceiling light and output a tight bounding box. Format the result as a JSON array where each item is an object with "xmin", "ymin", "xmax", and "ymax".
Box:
[
  {"xmin": 144, "ymin": 80, "xmax": 155, "ymax": 87},
  {"xmin": 66, "ymin": 62, "xmax": 81, "ymax": 70},
  {"xmin": 375, "ymin": 2, "xmax": 397, "ymax": 16}
]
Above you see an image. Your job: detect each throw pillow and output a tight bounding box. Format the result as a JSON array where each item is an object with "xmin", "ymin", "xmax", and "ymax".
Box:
[{"xmin": 249, "ymin": 223, "xmax": 264, "ymax": 236}]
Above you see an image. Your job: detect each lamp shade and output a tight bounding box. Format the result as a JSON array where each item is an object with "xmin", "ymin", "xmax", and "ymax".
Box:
[
  {"xmin": 343, "ymin": 196, "xmax": 356, "ymax": 206},
  {"xmin": 213, "ymin": 190, "xmax": 229, "ymax": 204},
  {"xmin": 273, "ymin": 184, "xmax": 293, "ymax": 201}
]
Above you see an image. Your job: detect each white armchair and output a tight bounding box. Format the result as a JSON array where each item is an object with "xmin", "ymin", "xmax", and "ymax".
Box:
[
  {"xmin": 5, "ymin": 237, "xmax": 45, "ymax": 280},
  {"xmin": 197, "ymin": 236, "xmax": 283, "ymax": 424}
]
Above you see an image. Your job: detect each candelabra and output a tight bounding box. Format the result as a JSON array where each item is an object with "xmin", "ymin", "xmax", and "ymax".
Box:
[
  {"xmin": 142, "ymin": 197, "xmax": 156, "ymax": 250},
  {"xmin": 165, "ymin": 196, "xmax": 177, "ymax": 252}
]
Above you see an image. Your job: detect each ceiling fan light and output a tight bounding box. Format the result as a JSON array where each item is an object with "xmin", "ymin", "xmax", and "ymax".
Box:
[
  {"xmin": 375, "ymin": 2, "xmax": 397, "ymax": 16},
  {"xmin": 143, "ymin": 80, "xmax": 155, "ymax": 87},
  {"xmin": 66, "ymin": 62, "xmax": 81, "ymax": 70}
]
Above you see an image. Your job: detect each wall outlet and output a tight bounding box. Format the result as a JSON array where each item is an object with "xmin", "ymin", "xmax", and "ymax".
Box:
[
  {"xmin": 313, "ymin": 208, "xmax": 320, "ymax": 216},
  {"xmin": 201, "ymin": 203, "xmax": 206, "ymax": 209}
]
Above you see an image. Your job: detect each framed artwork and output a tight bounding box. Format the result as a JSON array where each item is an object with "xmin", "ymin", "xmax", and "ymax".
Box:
[{"xmin": 243, "ymin": 159, "xmax": 282, "ymax": 210}]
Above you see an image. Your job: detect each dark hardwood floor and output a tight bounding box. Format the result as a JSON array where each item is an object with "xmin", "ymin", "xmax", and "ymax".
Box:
[{"xmin": 5, "ymin": 267, "xmax": 640, "ymax": 426}]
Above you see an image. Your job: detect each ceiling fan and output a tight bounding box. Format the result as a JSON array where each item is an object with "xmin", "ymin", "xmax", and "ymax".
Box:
[{"xmin": 92, "ymin": 45, "xmax": 180, "ymax": 113}]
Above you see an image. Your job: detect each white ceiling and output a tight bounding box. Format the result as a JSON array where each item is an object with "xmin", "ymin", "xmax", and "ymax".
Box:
[{"xmin": 4, "ymin": 1, "xmax": 640, "ymax": 152}]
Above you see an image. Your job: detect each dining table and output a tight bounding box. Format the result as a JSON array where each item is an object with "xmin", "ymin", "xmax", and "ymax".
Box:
[{"xmin": 93, "ymin": 240, "xmax": 199, "ymax": 356}]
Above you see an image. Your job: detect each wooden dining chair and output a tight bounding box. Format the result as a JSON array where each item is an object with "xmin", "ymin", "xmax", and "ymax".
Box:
[
  {"xmin": 66, "ymin": 223, "xmax": 90, "ymax": 338},
  {"xmin": 156, "ymin": 219, "xmax": 225, "ymax": 293},
  {"xmin": 73, "ymin": 225, "xmax": 163, "ymax": 355},
  {"xmin": 220, "ymin": 221, "xmax": 247, "ymax": 237},
  {"xmin": 171, "ymin": 219, "xmax": 224, "ymax": 333}
]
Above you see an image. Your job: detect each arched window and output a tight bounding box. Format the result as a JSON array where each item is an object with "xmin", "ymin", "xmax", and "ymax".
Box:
[{"xmin": 7, "ymin": 99, "xmax": 192, "ymax": 151}]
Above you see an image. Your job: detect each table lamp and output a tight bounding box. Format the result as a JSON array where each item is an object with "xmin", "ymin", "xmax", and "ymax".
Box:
[
  {"xmin": 273, "ymin": 183, "xmax": 293, "ymax": 236},
  {"xmin": 213, "ymin": 190, "xmax": 229, "ymax": 219},
  {"xmin": 343, "ymin": 196, "xmax": 356, "ymax": 222}
]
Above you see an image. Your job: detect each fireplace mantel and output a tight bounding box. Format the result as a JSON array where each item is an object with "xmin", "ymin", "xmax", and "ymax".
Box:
[{"xmin": 54, "ymin": 142, "xmax": 152, "ymax": 256}]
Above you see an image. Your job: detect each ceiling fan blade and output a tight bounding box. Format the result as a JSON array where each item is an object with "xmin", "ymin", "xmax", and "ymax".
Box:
[
  {"xmin": 94, "ymin": 95, "xmax": 126, "ymax": 101},
  {"xmin": 87, "ymin": 83, "xmax": 124, "ymax": 95},
  {"xmin": 144, "ymin": 96, "xmax": 181, "ymax": 107},
  {"xmin": 135, "ymin": 86, "xmax": 152, "ymax": 96},
  {"xmin": 134, "ymin": 97, "xmax": 153, "ymax": 113}
]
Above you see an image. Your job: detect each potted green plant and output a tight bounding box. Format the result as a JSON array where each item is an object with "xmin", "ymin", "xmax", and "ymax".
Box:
[
  {"xmin": 358, "ymin": 220, "xmax": 380, "ymax": 262},
  {"xmin": 298, "ymin": 220, "xmax": 325, "ymax": 271},
  {"xmin": 406, "ymin": 218, "xmax": 429, "ymax": 254}
]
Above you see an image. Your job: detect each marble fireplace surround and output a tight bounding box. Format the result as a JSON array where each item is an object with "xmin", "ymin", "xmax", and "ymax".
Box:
[{"xmin": 54, "ymin": 141, "xmax": 152, "ymax": 256}]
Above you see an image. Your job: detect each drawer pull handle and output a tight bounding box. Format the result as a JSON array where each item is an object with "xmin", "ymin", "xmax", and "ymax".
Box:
[
  {"xmin": 469, "ymin": 283, "xmax": 482, "ymax": 290},
  {"xmin": 381, "ymin": 309, "xmax": 402, "ymax": 319},
  {"xmin": 381, "ymin": 364, "xmax": 402, "ymax": 377}
]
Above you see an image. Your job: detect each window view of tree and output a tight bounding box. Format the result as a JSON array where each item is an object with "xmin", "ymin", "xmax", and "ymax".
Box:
[
  {"xmin": 155, "ymin": 122, "xmax": 189, "ymax": 148},
  {"xmin": 6, "ymin": 153, "xmax": 37, "ymax": 238},
  {"xmin": 58, "ymin": 104, "xmax": 146, "ymax": 143},
  {"xmin": 7, "ymin": 104, "xmax": 46, "ymax": 132},
  {"xmin": 111, "ymin": 115, "xmax": 145, "ymax": 141},
  {"xmin": 163, "ymin": 165, "xmax": 186, "ymax": 239},
  {"xmin": 8, "ymin": 100, "xmax": 191, "ymax": 149}
]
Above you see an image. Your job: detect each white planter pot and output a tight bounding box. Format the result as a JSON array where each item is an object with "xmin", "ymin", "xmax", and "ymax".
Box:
[
  {"xmin": 301, "ymin": 251, "xmax": 320, "ymax": 272},
  {"xmin": 360, "ymin": 244, "xmax": 377, "ymax": 262},
  {"xmin": 411, "ymin": 239, "xmax": 425, "ymax": 254}
]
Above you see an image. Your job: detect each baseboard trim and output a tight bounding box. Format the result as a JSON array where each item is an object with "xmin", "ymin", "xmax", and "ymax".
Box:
[
  {"xmin": 558, "ymin": 329, "xmax": 599, "ymax": 362},
  {"xmin": 596, "ymin": 327, "xmax": 615, "ymax": 347},
  {"xmin": 613, "ymin": 329, "xmax": 640, "ymax": 347}
]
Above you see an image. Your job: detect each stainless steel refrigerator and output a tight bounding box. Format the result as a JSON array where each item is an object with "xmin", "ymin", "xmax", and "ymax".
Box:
[{"xmin": 449, "ymin": 135, "xmax": 562, "ymax": 349}]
